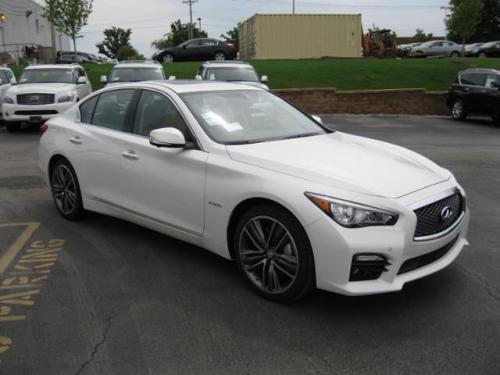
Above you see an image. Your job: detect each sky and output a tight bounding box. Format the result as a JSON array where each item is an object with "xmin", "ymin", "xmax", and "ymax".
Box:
[{"xmin": 77, "ymin": 0, "xmax": 451, "ymax": 57}]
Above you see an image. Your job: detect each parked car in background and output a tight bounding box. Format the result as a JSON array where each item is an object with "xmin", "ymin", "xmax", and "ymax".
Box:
[
  {"xmin": 57, "ymin": 51, "xmax": 100, "ymax": 64},
  {"xmin": 414, "ymin": 40, "xmax": 462, "ymax": 57},
  {"xmin": 447, "ymin": 68, "xmax": 500, "ymax": 123},
  {"xmin": 195, "ymin": 61, "xmax": 269, "ymax": 89},
  {"xmin": 464, "ymin": 43, "xmax": 484, "ymax": 54},
  {"xmin": 57, "ymin": 54, "xmax": 95, "ymax": 64},
  {"xmin": 467, "ymin": 41, "xmax": 500, "ymax": 58},
  {"xmin": 0, "ymin": 67, "xmax": 16, "ymax": 126},
  {"xmin": 2, "ymin": 64, "xmax": 92, "ymax": 132},
  {"xmin": 152, "ymin": 38, "xmax": 238, "ymax": 63},
  {"xmin": 101, "ymin": 60, "xmax": 166, "ymax": 86},
  {"xmin": 39, "ymin": 80, "xmax": 469, "ymax": 302}
]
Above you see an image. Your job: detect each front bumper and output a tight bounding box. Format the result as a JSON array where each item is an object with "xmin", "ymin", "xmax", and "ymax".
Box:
[
  {"xmin": 305, "ymin": 183, "xmax": 470, "ymax": 296},
  {"xmin": 3, "ymin": 101, "xmax": 74, "ymax": 122}
]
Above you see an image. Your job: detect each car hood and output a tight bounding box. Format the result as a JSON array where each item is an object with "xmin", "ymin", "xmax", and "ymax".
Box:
[
  {"xmin": 234, "ymin": 81, "xmax": 269, "ymax": 90},
  {"xmin": 226, "ymin": 132, "xmax": 450, "ymax": 198},
  {"xmin": 8, "ymin": 83, "xmax": 75, "ymax": 95}
]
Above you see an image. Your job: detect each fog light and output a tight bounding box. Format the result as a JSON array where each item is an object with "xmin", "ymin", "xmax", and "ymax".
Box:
[{"xmin": 350, "ymin": 253, "xmax": 390, "ymax": 281}]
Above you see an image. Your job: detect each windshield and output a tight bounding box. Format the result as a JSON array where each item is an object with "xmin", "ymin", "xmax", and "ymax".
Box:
[
  {"xmin": 181, "ymin": 90, "xmax": 327, "ymax": 145},
  {"xmin": 19, "ymin": 69, "xmax": 74, "ymax": 84},
  {"xmin": 206, "ymin": 67, "xmax": 259, "ymax": 82},
  {"xmin": 110, "ymin": 67, "xmax": 165, "ymax": 82}
]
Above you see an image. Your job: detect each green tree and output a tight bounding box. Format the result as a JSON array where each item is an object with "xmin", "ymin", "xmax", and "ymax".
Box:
[
  {"xmin": 446, "ymin": 0, "xmax": 482, "ymax": 54},
  {"xmin": 413, "ymin": 28, "xmax": 434, "ymax": 43},
  {"xmin": 151, "ymin": 20, "xmax": 207, "ymax": 50},
  {"xmin": 43, "ymin": 0, "xmax": 93, "ymax": 55},
  {"xmin": 470, "ymin": 0, "xmax": 500, "ymax": 42},
  {"xmin": 220, "ymin": 26, "xmax": 239, "ymax": 48},
  {"xmin": 96, "ymin": 27, "xmax": 132, "ymax": 59},
  {"xmin": 116, "ymin": 45, "xmax": 143, "ymax": 61}
]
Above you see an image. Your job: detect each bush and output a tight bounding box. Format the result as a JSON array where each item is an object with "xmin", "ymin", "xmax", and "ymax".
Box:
[{"xmin": 116, "ymin": 45, "xmax": 141, "ymax": 61}]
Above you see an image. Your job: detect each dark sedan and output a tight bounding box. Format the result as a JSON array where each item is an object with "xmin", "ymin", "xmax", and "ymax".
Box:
[
  {"xmin": 468, "ymin": 41, "xmax": 500, "ymax": 58},
  {"xmin": 152, "ymin": 38, "xmax": 237, "ymax": 63},
  {"xmin": 447, "ymin": 68, "xmax": 500, "ymax": 123}
]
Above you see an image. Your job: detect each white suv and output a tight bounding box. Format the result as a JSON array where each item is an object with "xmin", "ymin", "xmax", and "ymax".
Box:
[
  {"xmin": 0, "ymin": 67, "xmax": 17, "ymax": 125},
  {"xmin": 100, "ymin": 60, "xmax": 166, "ymax": 86},
  {"xmin": 3, "ymin": 64, "xmax": 92, "ymax": 132}
]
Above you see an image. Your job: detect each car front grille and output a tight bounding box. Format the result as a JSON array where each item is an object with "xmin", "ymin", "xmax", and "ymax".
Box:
[
  {"xmin": 414, "ymin": 192, "xmax": 464, "ymax": 239},
  {"xmin": 398, "ymin": 236, "xmax": 458, "ymax": 274},
  {"xmin": 17, "ymin": 93, "xmax": 55, "ymax": 105}
]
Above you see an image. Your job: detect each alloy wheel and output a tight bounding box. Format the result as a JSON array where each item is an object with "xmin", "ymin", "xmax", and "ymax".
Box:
[
  {"xmin": 452, "ymin": 100, "xmax": 464, "ymax": 120},
  {"xmin": 214, "ymin": 52, "xmax": 226, "ymax": 61},
  {"xmin": 163, "ymin": 54, "xmax": 173, "ymax": 63},
  {"xmin": 52, "ymin": 164, "xmax": 77, "ymax": 216},
  {"xmin": 238, "ymin": 216, "xmax": 299, "ymax": 294}
]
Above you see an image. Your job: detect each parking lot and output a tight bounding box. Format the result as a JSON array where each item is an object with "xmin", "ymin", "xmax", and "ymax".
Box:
[{"xmin": 0, "ymin": 116, "xmax": 499, "ymax": 374}]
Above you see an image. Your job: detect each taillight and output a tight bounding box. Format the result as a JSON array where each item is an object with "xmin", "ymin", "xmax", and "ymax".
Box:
[
  {"xmin": 228, "ymin": 43, "xmax": 236, "ymax": 50},
  {"xmin": 40, "ymin": 122, "xmax": 48, "ymax": 136}
]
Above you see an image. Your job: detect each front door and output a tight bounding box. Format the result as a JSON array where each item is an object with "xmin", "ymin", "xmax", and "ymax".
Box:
[{"xmin": 118, "ymin": 89, "xmax": 208, "ymax": 236}]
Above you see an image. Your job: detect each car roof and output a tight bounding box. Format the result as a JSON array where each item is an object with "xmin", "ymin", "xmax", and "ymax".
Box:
[
  {"xmin": 113, "ymin": 61, "xmax": 162, "ymax": 69},
  {"xmin": 104, "ymin": 80, "xmax": 262, "ymax": 94},
  {"xmin": 202, "ymin": 60, "xmax": 253, "ymax": 69},
  {"xmin": 25, "ymin": 64, "xmax": 81, "ymax": 70},
  {"xmin": 460, "ymin": 68, "xmax": 499, "ymax": 75}
]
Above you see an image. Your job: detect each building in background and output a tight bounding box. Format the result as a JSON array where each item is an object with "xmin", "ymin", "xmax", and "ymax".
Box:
[
  {"xmin": 239, "ymin": 14, "xmax": 362, "ymax": 60},
  {"xmin": 0, "ymin": 0, "xmax": 71, "ymax": 64}
]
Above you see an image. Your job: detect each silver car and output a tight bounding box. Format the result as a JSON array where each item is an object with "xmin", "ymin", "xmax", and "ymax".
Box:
[{"xmin": 414, "ymin": 40, "xmax": 462, "ymax": 57}]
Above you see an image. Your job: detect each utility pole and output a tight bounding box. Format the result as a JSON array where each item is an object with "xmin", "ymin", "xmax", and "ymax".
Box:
[
  {"xmin": 197, "ymin": 17, "xmax": 201, "ymax": 31},
  {"xmin": 440, "ymin": 6, "xmax": 451, "ymax": 40},
  {"xmin": 292, "ymin": 0, "xmax": 295, "ymax": 14},
  {"xmin": 183, "ymin": 0, "xmax": 198, "ymax": 40}
]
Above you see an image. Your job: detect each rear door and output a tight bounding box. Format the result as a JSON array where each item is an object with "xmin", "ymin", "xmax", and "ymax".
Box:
[
  {"xmin": 178, "ymin": 40, "xmax": 202, "ymax": 61},
  {"xmin": 198, "ymin": 39, "xmax": 219, "ymax": 60},
  {"xmin": 459, "ymin": 72, "xmax": 487, "ymax": 113},
  {"xmin": 483, "ymin": 74, "xmax": 500, "ymax": 116},
  {"xmin": 69, "ymin": 89, "xmax": 139, "ymax": 207}
]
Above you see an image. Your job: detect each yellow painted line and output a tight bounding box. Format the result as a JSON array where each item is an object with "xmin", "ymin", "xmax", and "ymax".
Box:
[{"xmin": 0, "ymin": 223, "xmax": 40, "ymax": 275}]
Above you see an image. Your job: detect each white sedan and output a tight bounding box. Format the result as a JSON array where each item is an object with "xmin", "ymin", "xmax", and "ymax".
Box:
[{"xmin": 39, "ymin": 81, "xmax": 470, "ymax": 302}]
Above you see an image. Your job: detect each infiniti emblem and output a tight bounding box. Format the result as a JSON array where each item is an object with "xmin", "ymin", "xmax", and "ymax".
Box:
[
  {"xmin": 440, "ymin": 206, "xmax": 454, "ymax": 222},
  {"xmin": 31, "ymin": 95, "xmax": 40, "ymax": 101}
]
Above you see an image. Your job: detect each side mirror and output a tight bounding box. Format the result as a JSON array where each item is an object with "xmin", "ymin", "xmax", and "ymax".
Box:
[
  {"xmin": 100, "ymin": 75, "xmax": 108, "ymax": 83},
  {"xmin": 10, "ymin": 77, "xmax": 16, "ymax": 85},
  {"xmin": 150, "ymin": 127, "xmax": 186, "ymax": 148},
  {"xmin": 312, "ymin": 115, "xmax": 323, "ymax": 125},
  {"xmin": 195, "ymin": 75, "xmax": 202, "ymax": 80},
  {"xmin": 168, "ymin": 75, "xmax": 176, "ymax": 81},
  {"xmin": 77, "ymin": 76, "xmax": 88, "ymax": 84},
  {"xmin": 261, "ymin": 75, "xmax": 269, "ymax": 83}
]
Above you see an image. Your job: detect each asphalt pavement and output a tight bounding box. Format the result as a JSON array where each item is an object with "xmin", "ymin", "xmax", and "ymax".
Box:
[{"xmin": 0, "ymin": 116, "xmax": 499, "ymax": 375}]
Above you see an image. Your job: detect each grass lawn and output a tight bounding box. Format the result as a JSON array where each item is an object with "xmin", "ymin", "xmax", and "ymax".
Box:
[{"xmin": 10, "ymin": 58, "xmax": 500, "ymax": 92}]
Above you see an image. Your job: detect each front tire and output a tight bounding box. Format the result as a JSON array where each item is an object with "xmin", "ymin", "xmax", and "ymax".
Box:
[
  {"xmin": 451, "ymin": 98, "xmax": 467, "ymax": 121},
  {"xmin": 233, "ymin": 205, "xmax": 315, "ymax": 303},
  {"xmin": 214, "ymin": 51, "xmax": 226, "ymax": 61},
  {"xmin": 50, "ymin": 159, "xmax": 85, "ymax": 220},
  {"xmin": 163, "ymin": 53, "xmax": 174, "ymax": 63},
  {"xmin": 479, "ymin": 52, "xmax": 487, "ymax": 58},
  {"xmin": 450, "ymin": 51, "xmax": 460, "ymax": 58}
]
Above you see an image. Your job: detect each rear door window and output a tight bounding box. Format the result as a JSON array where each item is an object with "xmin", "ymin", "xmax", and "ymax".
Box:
[
  {"xmin": 92, "ymin": 89, "xmax": 136, "ymax": 131},
  {"xmin": 80, "ymin": 95, "xmax": 99, "ymax": 124},
  {"xmin": 461, "ymin": 73, "xmax": 487, "ymax": 86},
  {"xmin": 485, "ymin": 74, "xmax": 500, "ymax": 88}
]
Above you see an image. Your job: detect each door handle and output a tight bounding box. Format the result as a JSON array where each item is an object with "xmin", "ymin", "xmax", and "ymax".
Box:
[
  {"xmin": 69, "ymin": 136, "xmax": 82, "ymax": 145},
  {"xmin": 464, "ymin": 87, "xmax": 471, "ymax": 92},
  {"xmin": 122, "ymin": 151, "xmax": 139, "ymax": 160}
]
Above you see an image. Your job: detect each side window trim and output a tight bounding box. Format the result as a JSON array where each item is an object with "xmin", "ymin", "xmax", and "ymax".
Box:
[{"xmin": 78, "ymin": 94, "xmax": 100, "ymax": 124}]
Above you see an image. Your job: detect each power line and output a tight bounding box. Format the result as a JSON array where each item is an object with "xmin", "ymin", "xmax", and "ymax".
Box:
[{"xmin": 182, "ymin": 0, "xmax": 198, "ymax": 40}]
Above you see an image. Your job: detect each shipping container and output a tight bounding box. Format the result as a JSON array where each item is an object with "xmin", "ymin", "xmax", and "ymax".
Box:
[{"xmin": 238, "ymin": 14, "xmax": 362, "ymax": 60}]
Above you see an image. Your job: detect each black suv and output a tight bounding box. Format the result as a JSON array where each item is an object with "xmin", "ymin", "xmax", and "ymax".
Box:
[
  {"xmin": 447, "ymin": 69, "xmax": 500, "ymax": 123},
  {"xmin": 152, "ymin": 38, "xmax": 237, "ymax": 63}
]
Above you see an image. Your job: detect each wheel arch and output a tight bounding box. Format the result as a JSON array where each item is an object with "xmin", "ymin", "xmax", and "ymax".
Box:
[{"xmin": 48, "ymin": 154, "xmax": 72, "ymax": 179}]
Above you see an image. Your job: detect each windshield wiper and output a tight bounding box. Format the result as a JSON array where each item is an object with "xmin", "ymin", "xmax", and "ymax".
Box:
[
  {"xmin": 225, "ymin": 139, "xmax": 266, "ymax": 145},
  {"xmin": 280, "ymin": 132, "xmax": 322, "ymax": 141}
]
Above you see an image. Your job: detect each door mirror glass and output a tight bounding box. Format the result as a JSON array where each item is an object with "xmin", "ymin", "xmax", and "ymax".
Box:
[
  {"xmin": 312, "ymin": 115, "xmax": 323, "ymax": 125},
  {"xmin": 77, "ymin": 76, "xmax": 87, "ymax": 84},
  {"xmin": 100, "ymin": 75, "xmax": 108, "ymax": 83},
  {"xmin": 195, "ymin": 74, "xmax": 202, "ymax": 80},
  {"xmin": 150, "ymin": 127, "xmax": 186, "ymax": 148},
  {"xmin": 261, "ymin": 75, "xmax": 269, "ymax": 83},
  {"xmin": 10, "ymin": 77, "xmax": 16, "ymax": 85}
]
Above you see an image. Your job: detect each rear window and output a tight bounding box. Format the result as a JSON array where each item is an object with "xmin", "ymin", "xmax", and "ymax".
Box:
[{"xmin": 460, "ymin": 73, "xmax": 486, "ymax": 86}]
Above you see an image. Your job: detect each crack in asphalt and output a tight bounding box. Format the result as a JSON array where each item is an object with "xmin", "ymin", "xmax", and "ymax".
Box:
[
  {"xmin": 457, "ymin": 264, "xmax": 500, "ymax": 304},
  {"xmin": 73, "ymin": 310, "xmax": 116, "ymax": 375}
]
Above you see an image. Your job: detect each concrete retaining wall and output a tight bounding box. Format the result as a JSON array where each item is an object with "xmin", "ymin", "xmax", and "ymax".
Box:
[{"xmin": 274, "ymin": 88, "xmax": 449, "ymax": 115}]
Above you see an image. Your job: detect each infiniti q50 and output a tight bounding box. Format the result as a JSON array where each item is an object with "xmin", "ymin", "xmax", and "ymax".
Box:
[{"xmin": 39, "ymin": 81, "xmax": 469, "ymax": 302}]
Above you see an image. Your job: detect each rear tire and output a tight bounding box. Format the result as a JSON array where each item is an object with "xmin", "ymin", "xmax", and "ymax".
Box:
[
  {"xmin": 450, "ymin": 51, "xmax": 460, "ymax": 58},
  {"xmin": 233, "ymin": 204, "xmax": 315, "ymax": 303},
  {"xmin": 479, "ymin": 52, "xmax": 487, "ymax": 58},
  {"xmin": 6, "ymin": 122, "xmax": 21, "ymax": 132},
  {"xmin": 50, "ymin": 159, "xmax": 85, "ymax": 220},
  {"xmin": 451, "ymin": 98, "xmax": 467, "ymax": 121},
  {"xmin": 214, "ymin": 51, "xmax": 226, "ymax": 61},
  {"xmin": 163, "ymin": 53, "xmax": 174, "ymax": 63}
]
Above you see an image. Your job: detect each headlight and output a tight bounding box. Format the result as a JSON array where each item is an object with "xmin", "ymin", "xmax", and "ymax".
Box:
[
  {"xmin": 3, "ymin": 96, "xmax": 14, "ymax": 104},
  {"xmin": 305, "ymin": 193, "xmax": 398, "ymax": 228},
  {"xmin": 58, "ymin": 94, "xmax": 75, "ymax": 103}
]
